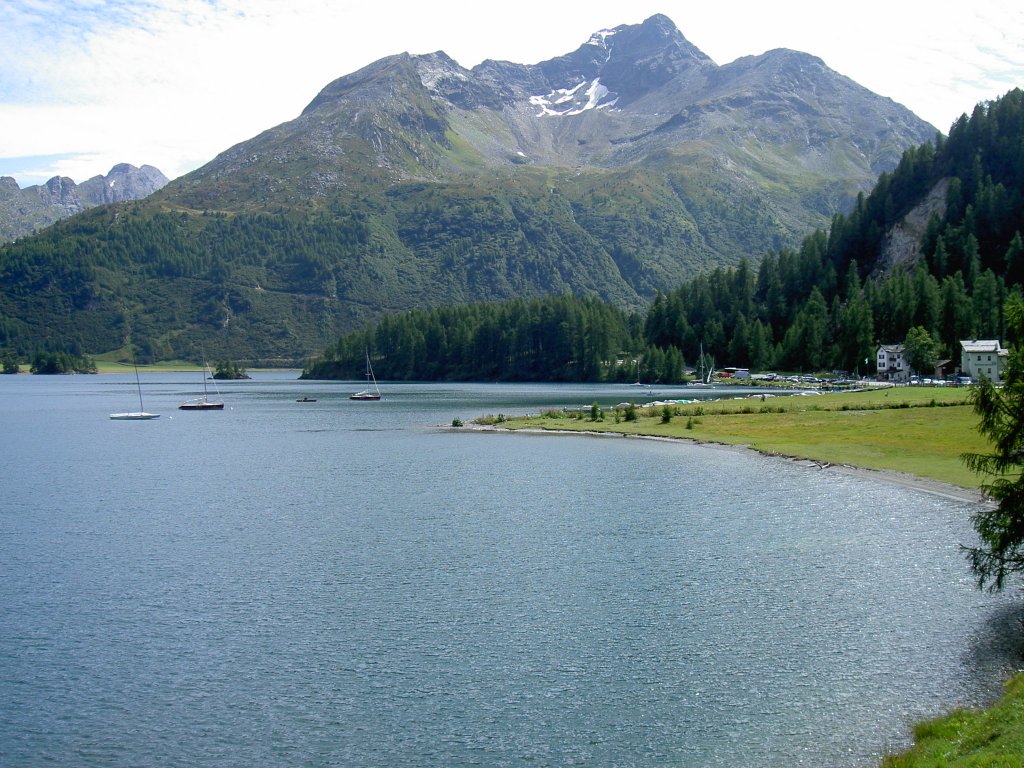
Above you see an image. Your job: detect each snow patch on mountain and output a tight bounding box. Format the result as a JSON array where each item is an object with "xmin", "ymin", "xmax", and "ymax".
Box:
[
  {"xmin": 586, "ymin": 28, "xmax": 617, "ymax": 47},
  {"xmin": 529, "ymin": 78, "xmax": 618, "ymax": 117}
]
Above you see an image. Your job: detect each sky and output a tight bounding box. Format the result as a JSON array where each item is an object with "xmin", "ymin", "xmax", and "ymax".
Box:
[{"xmin": 2, "ymin": 1, "xmax": 1023, "ymax": 188}]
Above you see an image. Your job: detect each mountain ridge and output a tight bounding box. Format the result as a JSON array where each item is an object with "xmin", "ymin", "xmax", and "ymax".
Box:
[{"xmin": 165, "ymin": 14, "xmax": 933, "ymax": 207}]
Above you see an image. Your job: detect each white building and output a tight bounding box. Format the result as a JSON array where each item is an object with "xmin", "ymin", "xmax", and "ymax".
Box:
[
  {"xmin": 876, "ymin": 344, "xmax": 908, "ymax": 382},
  {"xmin": 960, "ymin": 339, "xmax": 1008, "ymax": 383}
]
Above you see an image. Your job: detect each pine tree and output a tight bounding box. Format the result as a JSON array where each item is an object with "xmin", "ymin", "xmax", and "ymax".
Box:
[
  {"xmin": 1005, "ymin": 231, "xmax": 1024, "ymax": 289},
  {"xmin": 962, "ymin": 293, "xmax": 1024, "ymax": 591}
]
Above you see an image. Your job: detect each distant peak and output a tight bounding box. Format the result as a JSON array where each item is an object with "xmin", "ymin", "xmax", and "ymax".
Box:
[
  {"xmin": 639, "ymin": 13, "xmax": 680, "ymax": 31},
  {"xmin": 761, "ymin": 48, "xmax": 827, "ymax": 66}
]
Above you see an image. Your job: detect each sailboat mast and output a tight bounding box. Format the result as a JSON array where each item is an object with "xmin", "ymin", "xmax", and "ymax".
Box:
[
  {"xmin": 368, "ymin": 351, "xmax": 380, "ymax": 396},
  {"xmin": 134, "ymin": 359, "xmax": 145, "ymax": 411}
]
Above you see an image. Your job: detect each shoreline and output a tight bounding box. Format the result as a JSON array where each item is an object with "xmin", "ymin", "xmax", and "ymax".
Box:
[{"xmin": 463, "ymin": 423, "xmax": 989, "ymax": 505}]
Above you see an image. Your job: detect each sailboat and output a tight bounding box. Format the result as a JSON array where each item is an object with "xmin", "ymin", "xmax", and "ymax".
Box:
[
  {"xmin": 689, "ymin": 343, "xmax": 714, "ymax": 386},
  {"xmin": 110, "ymin": 359, "xmax": 160, "ymax": 420},
  {"xmin": 179, "ymin": 360, "xmax": 224, "ymax": 410},
  {"xmin": 350, "ymin": 351, "xmax": 382, "ymax": 401},
  {"xmin": 632, "ymin": 360, "xmax": 656, "ymax": 396},
  {"xmin": 632, "ymin": 360, "xmax": 644, "ymax": 386}
]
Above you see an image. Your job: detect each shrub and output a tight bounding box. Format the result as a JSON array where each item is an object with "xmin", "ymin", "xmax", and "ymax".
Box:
[{"xmin": 473, "ymin": 413, "xmax": 508, "ymax": 426}]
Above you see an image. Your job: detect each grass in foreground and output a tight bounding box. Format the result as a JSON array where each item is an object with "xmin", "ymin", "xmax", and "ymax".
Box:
[
  {"xmin": 881, "ymin": 672, "xmax": 1024, "ymax": 767},
  {"xmin": 482, "ymin": 387, "xmax": 988, "ymax": 489}
]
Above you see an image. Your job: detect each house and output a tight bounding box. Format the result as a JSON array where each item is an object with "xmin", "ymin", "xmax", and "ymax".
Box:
[
  {"xmin": 876, "ymin": 344, "xmax": 908, "ymax": 382},
  {"xmin": 960, "ymin": 339, "xmax": 1009, "ymax": 383},
  {"xmin": 722, "ymin": 367, "xmax": 751, "ymax": 379}
]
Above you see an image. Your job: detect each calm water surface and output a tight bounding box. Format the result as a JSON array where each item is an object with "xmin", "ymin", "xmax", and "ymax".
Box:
[{"xmin": 1, "ymin": 372, "xmax": 1021, "ymax": 767}]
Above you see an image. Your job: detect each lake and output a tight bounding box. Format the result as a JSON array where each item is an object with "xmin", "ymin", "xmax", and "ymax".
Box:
[{"xmin": 1, "ymin": 372, "xmax": 1020, "ymax": 767}]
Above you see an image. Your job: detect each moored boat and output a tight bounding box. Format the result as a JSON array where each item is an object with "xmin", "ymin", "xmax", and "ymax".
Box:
[
  {"xmin": 111, "ymin": 357, "xmax": 160, "ymax": 420},
  {"xmin": 351, "ymin": 351, "xmax": 382, "ymax": 401},
  {"xmin": 179, "ymin": 360, "xmax": 224, "ymax": 410}
]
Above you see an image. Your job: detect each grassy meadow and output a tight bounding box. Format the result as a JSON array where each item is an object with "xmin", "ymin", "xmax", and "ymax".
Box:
[
  {"xmin": 93, "ymin": 359, "xmax": 202, "ymax": 373},
  {"xmin": 483, "ymin": 385, "xmax": 988, "ymax": 489}
]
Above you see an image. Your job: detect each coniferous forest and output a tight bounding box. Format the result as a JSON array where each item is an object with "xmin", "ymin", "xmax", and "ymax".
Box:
[{"xmin": 303, "ymin": 89, "xmax": 1024, "ymax": 382}]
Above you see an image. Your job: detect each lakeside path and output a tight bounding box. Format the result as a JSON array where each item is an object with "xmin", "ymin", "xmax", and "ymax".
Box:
[{"xmin": 462, "ymin": 385, "xmax": 992, "ymax": 505}]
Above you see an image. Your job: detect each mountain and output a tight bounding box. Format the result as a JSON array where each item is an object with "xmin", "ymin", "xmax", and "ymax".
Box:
[
  {"xmin": 0, "ymin": 163, "xmax": 168, "ymax": 242},
  {"xmin": 170, "ymin": 14, "xmax": 930, "ymax": 212},
  {"xmin": 0, "ymin": 15, "xmax": 937, "ymax": 363}
]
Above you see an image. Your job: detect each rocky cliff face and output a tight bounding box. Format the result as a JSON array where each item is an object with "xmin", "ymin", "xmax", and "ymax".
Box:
[
  {"xmin": 875, "ymin": 177, "xmax": 950, "ymax": 275},
  {"xmin": 0, "ymin": 164, "xmax": 168, "ymax": 241}
]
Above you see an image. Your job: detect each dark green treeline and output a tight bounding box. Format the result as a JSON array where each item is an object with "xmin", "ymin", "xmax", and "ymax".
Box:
[
  {"xmin": 304, "ymin": 88, "xmax": 1024, "ymax": 383},
  {"xmin": 302, "ymin": 295, "xmax": 646, "ymax": 382}
]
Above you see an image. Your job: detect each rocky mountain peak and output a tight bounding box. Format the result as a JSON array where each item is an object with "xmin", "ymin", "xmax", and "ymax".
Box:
[
  {"xmin": 533, "ymin": 14, "xmax": 715, "ymax": 111},
  {"xmin": 77, "ymin": 163, "xmax": 169, "ymax": 205},
  {"xmin": 0, "ymin": 163, "xmax": 168, "ymax": 242}
]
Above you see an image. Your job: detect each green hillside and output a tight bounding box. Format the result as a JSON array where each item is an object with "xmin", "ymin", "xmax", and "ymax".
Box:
[{"xmin": 0, "ymin": 154, "xmax": 830, "ymax": 363}]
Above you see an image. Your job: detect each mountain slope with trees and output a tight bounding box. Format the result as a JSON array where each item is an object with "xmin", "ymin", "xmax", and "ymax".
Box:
[{"xmin": 0, "ymin": 15, "xmax": 934, "ymax": 363}]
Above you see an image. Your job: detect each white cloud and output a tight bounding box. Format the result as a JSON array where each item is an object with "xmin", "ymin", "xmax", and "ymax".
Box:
[{"xmin": 1, "ymin": 0, "xmax": 1023, "ymax": 186}]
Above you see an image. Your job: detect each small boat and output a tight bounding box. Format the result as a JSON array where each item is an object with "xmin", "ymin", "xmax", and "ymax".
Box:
[
  {"xmin": 688, "ymin": 343, "xmax": 715, "ymax": 386},
  {"xmin": 350, "ymin": 351, "xmax": 382, "ymax": 401},
  {"xmin": 110, "ymin": 412, "xmax": 160, "ymax": 420},
  {"xmin": 179, "ymin": 397, "xmax": 224, "ymax": 411},
  {"xmin": 179, "ymin": 361, "xmax": 224, "ymax": 410},
  {"xmin": 296, "ymin": 396, "xmax": 317, "ymax": 403},
  {"xmin": 111, "ymin": 358, "xmax": 159, "ymax": 420}
]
